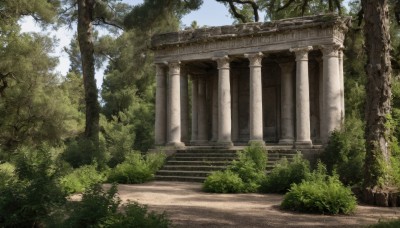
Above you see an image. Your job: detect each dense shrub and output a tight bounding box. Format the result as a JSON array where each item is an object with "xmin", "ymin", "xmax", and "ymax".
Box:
[
  {"xmin": 281, "ymin": 163, "xmax": 357, "ymax": 215},
  {"xmin": 203, "ymin": 142, "xmax": 267, "ymax": 193},
  {"xmin": 260, "ymin": 154, "xmax": 310, "ymax": 193},
  {"xmin": 370, "ymin": 219, "xmax": 400, "ymax": 228},
  {"xmin": 203, "ymin": 170, "xmax": 245, "ymax": 193},
  {"xmin": 59, "ymin": 164, "xmax": 108, "ymax": 194},
  {"xmin": 62, "ymin": 136, "xmax": 108, "ymax": 168},
  {"xmin": 58, "ymin": 184, "xmax": 171, "ymax": 227},
  {"xmin": 101, "ymin": 114, "xmax": 136, "ymax": 168},
  {"xmin": 321, "ymin": 116, "xmax": 365, "ymax": 186},
  {"xmin": 108, "ymin": 152, "xmax": 166, "ymax": 184},
  {"xmin": 0, "ymin": 146, "xmax": 66, "ymax": 227}
]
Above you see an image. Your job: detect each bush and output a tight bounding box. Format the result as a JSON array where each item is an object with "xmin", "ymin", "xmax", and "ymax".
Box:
[
  {"xmin": 59, "ymin": 184, "xmax": 171, "ymax": 228},
  {"xmin": 203, "ymin": 170, "xmax": 245, "ymax": 193},
  {"xmin": 203, "ymin": 142, "xmax": 267, "ymax": 193},
  {"xmin": 321, "ymin": 116, "xmax": 365, "ymax": 186},
  {"xmin": 0, "ymin": 145, "xmax": 66, "ymax": 227},
  {"xmin": 62, "ymin": 136, "xmax": 108, "ymax": 168},
  {"xmin": 370, "ymin": 219, "xmax": 400, "ymax": 228},
  {"xmin": 281, "ymin": 163, "xmax": 357, "ymax": 215},
  {"xmin": 108, "ymin": 152, "xmax": 166, "ymax": 184},
  {"xmin": 260, "ymin": 153, "xmax": 310, "ymax": 193},
  {"xmin": 59, "ymin": 164, "xmax": 108, "ymax": 194}
]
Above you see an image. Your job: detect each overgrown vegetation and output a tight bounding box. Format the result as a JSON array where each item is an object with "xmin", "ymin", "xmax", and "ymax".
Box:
[
  {"xmin": 370, "ymin": 219, "xmax": 400, "ymax": 228},
  {"xmin": 321, "ymin": 117, "xmax": 366, "ymax": 186},
  {"xmin": 260, "ymin": 154, "xmax": 311, "ymax": 193},
  {"xmin": 59, "ymin": 164, "xmax": 108, "ymax": 194},
  {"xmin": 203, "ymin": 142, "xmax": 267, "ymax": 193},
  {"xmin": 108, "ymin": 152, "xmax": 166, "ymax": 184},
  {"xmin": 281, "ymin": 163, "xmax": 357, "ymax": 215},
  {"xmin": 51, "ymin": 184, "xmax": 171, "ymax": 227},
  {"xmin": 0, "ymin": 146, "xmax": 67, "ymax": 227}
]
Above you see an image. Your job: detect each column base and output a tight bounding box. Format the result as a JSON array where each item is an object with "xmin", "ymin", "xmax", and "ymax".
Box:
[
  {"xmin": 216, "ymin": 141, "xmax": 234, "ymax": 148},
  {"xmin": 248, "ymin": 140, "xmax": 265, "ymax": 146},
  {"xmin": 295, "ymin": 140, "xmax": 312, "ymax": 148},
  {"xmin": 279, "ymin": 139, "xmax": 294, "ymax": 145},
  {"xmin": 166, "ymin": 141, "xmax": 186, "ymax": 149}
]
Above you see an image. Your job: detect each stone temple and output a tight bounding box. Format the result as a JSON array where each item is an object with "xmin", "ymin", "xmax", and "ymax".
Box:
[{"xmin": 151, "ymin": 14, "xmax": 351, "ymax": 151}]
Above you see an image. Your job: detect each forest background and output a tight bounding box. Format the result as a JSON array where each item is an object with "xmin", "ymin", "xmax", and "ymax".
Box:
[{"xmin": 0, "ymin": 0, "xmax": 399, "ymax": 226}]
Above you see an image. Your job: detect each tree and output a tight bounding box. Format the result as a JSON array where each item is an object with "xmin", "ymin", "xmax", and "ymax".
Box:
[
  {"xmin": 361, "ymin": 0, "xmax": 394, "ymax": 197},
  {"xmin": 76, "ymin": 0, "xmax": 100, "ymax": 142},
  {"xmin": 60, "ymin": 0, "xmax": 129, "ymax": 144}
]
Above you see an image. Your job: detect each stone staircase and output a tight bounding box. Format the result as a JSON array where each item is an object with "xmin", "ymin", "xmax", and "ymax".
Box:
[
  {"xmin": 155, "ymin": 148, "xmax": 306, "ymax": 182},
  {"xmin": 155, "ymin": 149, "xmax": 238, "ymax": 182}
]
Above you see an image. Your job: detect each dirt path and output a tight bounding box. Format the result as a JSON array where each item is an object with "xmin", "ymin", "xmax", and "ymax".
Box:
[{"xmin": 115, "ymin": 181, "xmax": 400, "ymax": 227}]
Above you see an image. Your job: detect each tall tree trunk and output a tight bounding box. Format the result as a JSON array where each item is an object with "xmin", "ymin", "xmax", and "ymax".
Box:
[
  {"xmin": 362, "ymin": 0, "xmax": 392, "ymax": 188},
  {"xmin": 77, "ymin": 0, "xmax": 100, "ymax": 142}
]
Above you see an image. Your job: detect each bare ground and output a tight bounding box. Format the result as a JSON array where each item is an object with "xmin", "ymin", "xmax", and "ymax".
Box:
[{"xmin": 113, "ymin": 181, "xmax": 400, "ymax": 228}]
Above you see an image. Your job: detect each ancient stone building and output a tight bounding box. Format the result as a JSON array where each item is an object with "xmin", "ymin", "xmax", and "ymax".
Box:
[{"xmin": 151, "ymin": 14, "xmax": 351, "ymax": 149}]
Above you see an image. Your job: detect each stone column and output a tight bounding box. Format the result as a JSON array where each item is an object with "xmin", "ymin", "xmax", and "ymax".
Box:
[
  {"xmin": 245, "ymin": 52, "xmax": 264, "ymax": 144},
  {"xmin": 197, "ymin": 76, "xmax": 208, "ymax": 142},
  {"xmin": 321, "ymin": 44, "xmax": 341, "ymax": 143},
  {"xmin": 278, "ymin": 61, "xmax": 295, "ymax": 144},
  {"xmin": 211, "ymin": 74, "xmax": 218, "ymax": 141},
  {"xmin": 317, "ymin": 57, "xmax": 324, "ymax": 142},
  {"xmin": 155, "ymin": 63, "xmax": 167, "ymax": 145},
  {"xmin": 213, "ymin": 56, "xmax": 233, "ymax": 147},
  {"xmin": 180, "ymin": 69, "xmax": 189, "ymax": 143},
  {"xmin": 231, "ymin": 72, "xmax": 239, "ymax": 142},
  {"xmin": 167, "ymin": 61, "xmax": 184, "ymax": 148},
  {"xmin": 191, "ymin": 76, "xmax": 198, "ymax": 142},
  {"xmin": 339, "ymin": 49, "xmax": 345, "ymax": 122},
  {"xmin": 290, "ymin": 46, "xmax": 313, "ymax": 146}
]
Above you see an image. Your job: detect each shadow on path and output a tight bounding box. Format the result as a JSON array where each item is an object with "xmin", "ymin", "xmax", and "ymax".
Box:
[{"xmin": 114, "ymin": 181, "xmax": 400, "ymax": 228}]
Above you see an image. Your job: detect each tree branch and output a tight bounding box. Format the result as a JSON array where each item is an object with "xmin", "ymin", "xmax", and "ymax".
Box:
[
  {"xmin": 93, "ymin": 17, "xmax": 124, "ymax": 30},
  {"xmin": 277, "ymin": 0, "xmax": 296, "ymax": 12},
  {"xmin": 216, "ymin": 0, "xmax": 260, "ymax": 23}
]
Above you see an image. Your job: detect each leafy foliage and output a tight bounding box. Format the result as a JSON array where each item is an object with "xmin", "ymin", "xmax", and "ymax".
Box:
[
  {"xmin": 58, "ymin": 184, "xmax": 171, "ymax": 228},
  {"xmin": 321, "ymin": 117, "xmax": 366, "ymax": 186},
  {"xmin": 203, "ymin": 142, "xmax": 267, "ymax": 193},
  {"xmin": 260, "ymin": 154, "xmax": 311, "ymax": 193},
  {"xmin": 370, "ymin": 219, "xmax": 400, "ymax": 228},
  {"xmin": 203, "ymin": 170, "xmax": 245, "ymax": 193},
  {"xmin": 62, "ymin": 136, "xmax": 108, "ymax": 168},
  {"xmin": 59, "ymin": 164, "xmax": 108, "ymax": 194},
  {"xmin": 108, "ymin": 152, "xmax": 166, "ymax": 184},
  {"xmin": 281, "ymin": 163, "xmax": 357, "ymax": 215},
  {"xmin": 0, "ymin": 145, "xmax": 66, "ymax": 227}
]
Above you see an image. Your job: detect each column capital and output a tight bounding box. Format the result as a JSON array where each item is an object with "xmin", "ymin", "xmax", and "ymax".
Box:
[
  {"xmin": 168, "ymin": 61, "xmax": 181, "ymax": 75},
  {"xmin": 320, "ymin": 44, "xmax": 341, "ymax": 58},
  {"xmin": 244, "ymin": 52, "xmax": 264, "ymax": 67},
  {"xmin": 290, "ymin": 46, "xmax": 313, "ymax": 61},
  {"xmin": 213, "ymin": 55, "xmax": 230, "ymax": 69}
]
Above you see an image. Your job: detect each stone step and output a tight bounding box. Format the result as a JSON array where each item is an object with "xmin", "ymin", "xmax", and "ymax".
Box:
[
  {"xmin": 177, "ymin": 149, "xmax": 238, "ymax": 154},
  {"xmin": 174, "ymin": 152, "xmax": 237, "ymax": 157},
  {"xmin": 171, "ymin": 156, "xmax": 237, "ymax": 161},
  {"xmin": 156, "ymin": 170, "xmax": 212, "ymax": 177},
  {"xmin": 155, "ymin": 175, "xmax": 206, "ymax": 182},
  {"xmin": 162, "ymin": 165, "xmax": 227, "ymax": 171},
  {"xmin": 166, "ymin": 160, "xmax": 231, "ymax": 166}
]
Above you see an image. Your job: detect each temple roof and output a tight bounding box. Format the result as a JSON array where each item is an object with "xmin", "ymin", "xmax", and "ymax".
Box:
[{"xmin": 151, "ymin": 14, "xmax": 351, "ymax": 50}]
